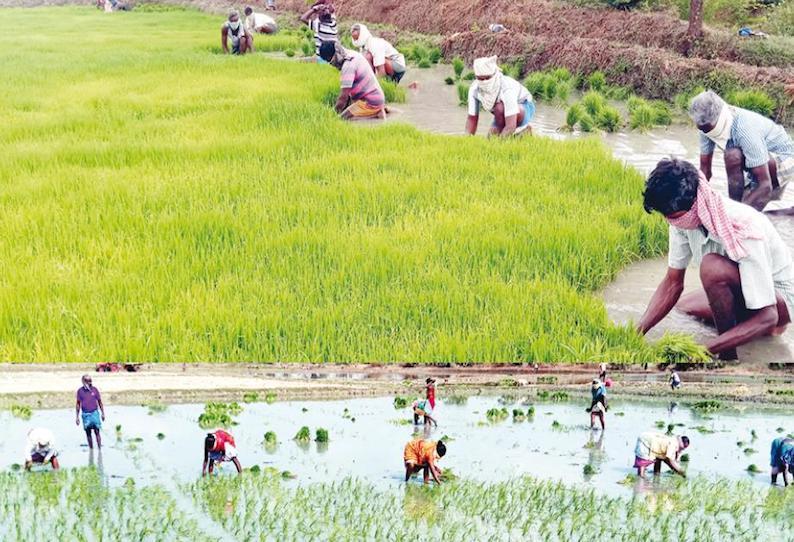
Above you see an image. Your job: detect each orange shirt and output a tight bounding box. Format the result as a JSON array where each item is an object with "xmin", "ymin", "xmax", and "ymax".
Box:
[{"xmin": 403, "ymin": 439, "xmax": 437, "ymax": 465}]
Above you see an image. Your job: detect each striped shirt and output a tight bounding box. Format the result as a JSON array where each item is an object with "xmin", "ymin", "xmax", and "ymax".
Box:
[
  {"xmin": 700, "ymin": 106, "xmax": 794, "ymax": 169},
  {"xmin": 309, "ymin": 16, "xmax": 337, "ymax": 56},
  {"xmin": 668, "ymin": 197, "xmax": 794, "ymax": 311},
  {"xmin": 340, "ymin": 52, "xmax": 385, "ymax": 107}
]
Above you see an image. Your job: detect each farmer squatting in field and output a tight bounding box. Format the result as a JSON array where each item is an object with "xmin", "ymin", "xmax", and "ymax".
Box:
[
  {"xmin": 638, "ymin": 158, "xmax": 794, "ymax": 361},
  {"xmin": 690, "ymin": 90, "xmax": 794, "ymax": 214},
  {"xmin": 465, "ymin": 56, "xmax": 536, "ymax": 138},
  {"xmin": 770, "ymin": 436, "xmax": 794, "ymax": 486},
  {"xmin": 221, "ymin": 10, "xmax": 252, "ymax": 56},
  {"xmin": 24, "ymin": 427, "xmax": 59, "ymax": 471},
  {"xmin": 351, "ymin": 24, "xmax": 407, "ymax": 85},
  {"xmin": 244, "ymin": 6, "xmax": 278, "ymax": 46},
  {"xmin": 319, "ymin": 40, "xmax": 387, "ymax": 120},
  {"xmin": 404, "ymin": 438, "xmax": 446, "ymax": 485}
]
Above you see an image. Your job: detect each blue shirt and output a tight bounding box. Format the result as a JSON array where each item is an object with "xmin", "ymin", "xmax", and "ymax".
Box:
[{"xmin": 700, "ymin": 106, "xmax": 794, "ymax": 169}]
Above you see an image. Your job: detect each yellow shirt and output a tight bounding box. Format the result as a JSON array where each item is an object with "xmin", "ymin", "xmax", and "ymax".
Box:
[{"xmin": 639, "ymin": 432, "xmax": 678, "ymax": 461}]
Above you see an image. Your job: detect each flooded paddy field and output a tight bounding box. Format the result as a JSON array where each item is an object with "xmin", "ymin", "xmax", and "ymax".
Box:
[{"xmin": 2, "ymin": 393, "xmax": 794, "ymax": 541}]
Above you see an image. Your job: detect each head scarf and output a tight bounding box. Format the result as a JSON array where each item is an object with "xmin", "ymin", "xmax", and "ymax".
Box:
[
  {"xmin": 351, "ymin": 23, "xmax": 372, "ymax": 49},
  {"xmin": 666, "ymin": 172, "xmax": 763, "ymax": 260},
  {"xmin": 473, "ymin": 56, "xmax": 503, "ymax": 112},
  {"xmin": 703, "ymin": 104, "xmax": 734, "ymax": 151}
]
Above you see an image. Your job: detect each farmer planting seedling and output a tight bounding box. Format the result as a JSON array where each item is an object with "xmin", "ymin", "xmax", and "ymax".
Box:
[
  {"xmin": 770, "ymin": 436, "xmax": 794, "ymax": 486},
  {"xmin": 633, "ymin": 431, "xmax": 689, "ymax": 478},
  {"xmin": 319, "ymin": 40, "xmax": 386, "ymax": 120},
  {"xmin": 75, "ymin": 374, "xmax": 105, "ymax": 450},
  {"xmin": 412, "ymin": 398, "xmax": 438, "ymax": 427},
  {"xmin": 691, "ymin": 90, "xmax": 794, "ymax": 214},
  {"xmin": 202, "ymin": 429, "xmax": 242, "ymax": 476},
  {"xmin": 244, "ymin": 6, "xmax": 278, "ymax": 42},
  {"xmin": 24, "ymin": 427, "xmax": 59, "ymax": 471},
  {"xmin": 351, "ymin": 23, "xmax": 407, "ymax": 84},
  {"xmin": 465, "ymin": 56, "xmax": 535, "ymax": 137},
  {"xmin": 639, "ymin": 158, "xmax": 794, "ymax": 360},
  {"xmin": 221, "ymin": 10, "xmax": 251, "ymax": 55},
  {"xmin": 403, "ymin": 438, "xmax": 446, "ymax": 485}
]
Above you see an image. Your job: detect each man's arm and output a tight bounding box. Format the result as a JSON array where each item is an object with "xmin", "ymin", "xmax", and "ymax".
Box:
[
  {"xmin": 202, "ymin": 450, "xmax": 209, "ymax": 476},
  {"xmin": 427, "ymin": 459, "xmax": 442, "ymax": 484},
  {"xmin": 663, "ymin": 458, "xmax": 686, "ymax": 477},
  {"xmin": 700, "ymin": 153, "xmax": 713, "ymax": 181},
  {"xmin": 465, "ymin": 115, "xmax": 479, "ymax": 135},
  {"xmin": 743, "ymin": 164, "xmax": 774, "ymax": 211},
  {"xmin": 374, "ymin": 64, "xmax": 387, "ymax": 77},
  {"xmin": 334, "ymin": 88, "xmax": 351, "ymax": 114},
  {"xmin": 704, "ymin": 304, "xmax": 778, "ymax": 354},
  {"xmin": 300, "ymin": 6, "xmax": 318, "ymax": 24},
  {"xmin": 231, "ymin": 457, "xmax": 242, "ymax": 475},
  {"xmin": 500, "ymin": 114, "xmax": 518, "ymax": 137},
  {"xmin": 221, "ymin": 27, "xmax": 229, "ymax": 54},
  {"xmin": 637, "ymin": 267, "xmax": 686, "ymax": 335},
  {"xmin": 98, "ymin": 395, "xmax": 105, "ymax": 421},
  {"xmin": 75, "ymin": 399, "xmax": 81, "ymax": 425}
]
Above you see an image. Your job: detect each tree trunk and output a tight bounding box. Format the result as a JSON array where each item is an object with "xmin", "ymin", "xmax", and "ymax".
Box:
[{"xmin": 687, "ymin": 0, "xmax": 704, "ymax": 40}]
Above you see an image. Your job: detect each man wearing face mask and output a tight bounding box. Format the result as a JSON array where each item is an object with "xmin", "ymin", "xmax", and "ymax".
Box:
[
  {"xmin": 221, "ymin": 10, "xmax": 251, "ymax": 55},
  {"xmin": 638, "ymin": 158, "xmax": 794, "ymax": 361},
  {"xmin": 319, "ymin": 40, "xmax": 386, "ymax": 120},
  {"xmin": 465, "ymin": 56, "xmax": 535, "ymax": 137},
  {"xmin": 690, "ymin": 90, "xmax": 794, "ymax": 213},
  {"xmin": 350, "ymin": 23, "xmax": 406, "ymax": 84}
]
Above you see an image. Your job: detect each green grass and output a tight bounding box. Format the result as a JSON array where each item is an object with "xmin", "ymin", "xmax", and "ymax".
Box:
[{"xmin": 0, "ymin": 7, "xmax": 678, "ymax": 363}]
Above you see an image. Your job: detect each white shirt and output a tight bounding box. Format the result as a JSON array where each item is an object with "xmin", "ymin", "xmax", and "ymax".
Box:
[
  {"xmin": 468, "ymin": 76, "xmax": 532, "ymax": 118},
  {"xmin": 245, "ymin": 13, "xmax": 275, "ymax": 32},
  {"xmin": 363, "ymin": 37, "xmax": 405, "ymax": 69},
  {"xmin": 26, "ymin": 428, "xmax": 56, "ymax": 462},
  {"xmin": 668, "ymin": 197, "xmax": 794, "ymax": 310}
]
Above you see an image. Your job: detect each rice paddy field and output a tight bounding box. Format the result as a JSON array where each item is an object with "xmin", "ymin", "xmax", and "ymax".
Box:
[
  {"xmin": 0, "ymin": 6, "xmax": 678, "ymax": 363},
  {"xmin": 1, "ymin": 394, "xmax": 794, "ymax": 541}
]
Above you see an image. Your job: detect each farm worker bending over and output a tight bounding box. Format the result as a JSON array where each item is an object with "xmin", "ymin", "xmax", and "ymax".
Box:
[
  {"xmin": 465, "ymin": 55, "xmax": 535, "ymax": 137},
  {"xmin": 633, "ymin": 432, "xmax": 689, "ymax": 477},
  {"xmin": 586, "ymin": 379, "xmax": 607, "ymax": 413},
  {"xmin": 76, "ymin": 374, "xmax": 106, "ymax": 449},
  {"xmin": 690, "ymin": 90, "xmax": 794, "ymax": 213},
  {"xmin": 202, "ymin": 429, "xmax": 242, "ymax": 476},
  {"xmin": 589, "ymin": 400, "xmax": 605, "ymax": 430},
  {"xmin": 770, "ymin": 436, "xmax": 794, "ymax": 486},
  {"xmin": 412, "ymin": 399, "xmax": 438, "ymax": 427},
  {"xmin": 221, "ymin": 10, "xmax": 252, "ymax": 55},
  {"xmin": 244, "ymin": 6, "xmax": 278, "ymax": 41},
  {"xmin": 319, "ymin": 41, "xmax": 386, "ymax": 121},
  {"xmin": 300, "ymin": 0, "xmax": 337, "ymax": 62},
  {"xmin": 24, "ymin": 427, "xmax": 60, "ymax": 471},
  {"xmin": 351, "ymin": 24, "xmax": 407, "ymax": 84},
  {"xmin": 638, "ymin": 158, "xmax": 794, "ymax": 361},
  {"xmin": 403, "ymin": 439, "xmax": 446, "ymax": 485}
]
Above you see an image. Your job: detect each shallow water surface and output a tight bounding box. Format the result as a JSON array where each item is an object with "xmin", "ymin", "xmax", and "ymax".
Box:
[{"xmin": 2, "ymin": 395, "xmax": 791, "ymax": 497}]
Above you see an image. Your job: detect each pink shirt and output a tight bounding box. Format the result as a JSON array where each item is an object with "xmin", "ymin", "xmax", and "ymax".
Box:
[{"xmin": 340, "ymin": 52, "xmax": 385, "ymax": 107}]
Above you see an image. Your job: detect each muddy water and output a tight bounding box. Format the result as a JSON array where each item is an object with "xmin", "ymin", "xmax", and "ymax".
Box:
[
  {"xmin": 2, "ymin": 395, "xmax": 791, "ymax": 497},
  {"xmin": 391, "ymin": 65, "xmax": 794, "ymax": 364}
]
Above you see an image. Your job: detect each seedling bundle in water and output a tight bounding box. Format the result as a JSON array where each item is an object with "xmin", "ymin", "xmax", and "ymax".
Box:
[
  {"xmin": 10, "ymin": 405, "xmax": 32, "ymax": 420},
  {"xmin": 197, "ymin": 402, "xmax": 242, "ymax": 429},
  {"xmin": 294, "ymin": 426, "xmax": 311, "ymax": 442}
]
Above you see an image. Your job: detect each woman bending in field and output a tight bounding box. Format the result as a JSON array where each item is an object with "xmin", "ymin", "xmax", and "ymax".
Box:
[{"xmin": 404, "ymin": 439, "xmax": 446, "ymax": 485}]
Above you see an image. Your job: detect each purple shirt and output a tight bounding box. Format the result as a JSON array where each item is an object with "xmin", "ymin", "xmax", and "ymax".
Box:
[
  {"xmin": 76, "ymin": 386, "xmax": 102, "ymax": 413},
  {"xmin": 340, "ymin": 52, "xmax": 385, "ymax": 107}
]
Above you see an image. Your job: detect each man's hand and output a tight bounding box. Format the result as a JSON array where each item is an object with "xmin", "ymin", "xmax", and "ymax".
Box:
[
  {"xmin": 101, "ymin": 413, "xmax": 106, "ymax": 421},
  {"xmin": 75, "ymin": 418, "xmax": 80, "ymax": 426}
]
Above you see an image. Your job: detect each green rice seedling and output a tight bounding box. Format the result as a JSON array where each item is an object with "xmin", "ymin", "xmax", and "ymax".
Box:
[
  {"xmin": 650, "ymin": 101, "xmax": 672, "ymax": 125},
  {"xmin": 693, "ymin": 425, "xmax": 715, "ymax": 434},
  {"xmin": 248, "ymin": 464, "xmax": 261, "ymax": 473},
  {"xmin": 264, "ymin": 431, "xmax": 277, "ymax": 445},
  {"xmin": 655, "ymin": 420, "xmax": 666, "ymax": 429},
  {"xmin": 578, "ymin": 112, "xmax": 595, "ymax": 132},
  {"xmin": 549, "ymin": 391, "xmax": 569, "ymax": 401},
  {"xmin": 727, "ymin": 90, "xmax": 776, "ymax": 118},
  {"xmin": 452, "ymin": 57, "xmax": 465, "ymax": 79},
  {"xmin": 444, "ymin": 396, "xmax": 468, "ymax": 405},
  {"xmin": 586, "ymin": 71, "xmax": 607, "ymax": 92},
  {"xmin": 747, "ymin": 464, "xmax": 761, "ymax": 473},
  {"xmin": 284, "ymin": 49, "xmax": 295, "ymax": 57},
  {"xmin": 498, "ymin": 394, "xmax": 517, "ymax": 405},
  {"xmin": 500, "ymin": 377, "xmax": 519, "ymax": 387},
  {"xmin": 551, "ymin": 67, "xmax": 572, "ymax": 82},
  {"xmin": 692, "ymin": 400, "xmax": 723, "ymax": 412},
  {"xmin": 674, "ymin": 85, "xmax": 706, "ymax": 112},
  {"xmin": 744, "ymin": 448, "xmax": 757, "ymax": 455},
  {"xmin": 390, "ymin": 418, "xmax": 412, "ymax": 425},
  {"xmin": 512, "ymin": 409, "xmax": 526, "ymax": 422},
  {"xmin": 551, "ymin": 420, "xmax": 562, "ymax": 429},
  {"xmin": 315, "ymin": 428, "xmax": 329, "ymax": 442},
  {"xmin": 554, "ymin": 80, "xmax": 571, "ymax": 103},
  {"xmin": 301, "ymin": 41, "xmax": 314, "ymax": 57},
  {"xmin": 583, "ymin": 464, "xmax": 597, "ymax": 475},
  {"xmin": 463, "ymin": 70, "xmax": 475, "ymax": 80},
  {"xmin": 444, "ymin": 76, "xmax": 455, "ymax": 85},
  {"xmin": 265, "ymin": 392, "xmax": 277, "ymax": 404},
  {"xmin": 680, "ymin": 453, "xmax": 690, "ymax": 462},
  {"xmin": 537, "ymin": 376, "xmax": 558, "ymax": 384},
  {"xmin": 417, "ymin": 58, "xmax": 432, "ymax": 69},
  {"xmin": 115, "ymin": 424, "xmax": 122, "ymax": 433},
  {"xmin": 667, "ymin": 423, "xmax": 676, "ymax": 435},
  {"xmin": 565, "ymin": 103, "xmax": 584, "ymax": 130},
  {"xmin": 294, "ymin": 426, "xmax": 311, "ymax": 442},
  {"xmin": 653, "ymin": 333, "xmax": 712, "ymax": 363},
  {"xmin": 301, "ymin": 407, "xmax": 308, "ymax": 412},
  {"xmin": 485, "ymin": 407, "xmax": 509, "ymax": 422},
  {"xmin": 605, "ymin": 86, "xmax": 632, "ymax": 101},
  {"xmin": 527, "ymin": 406, "xmax": 535, "ymax": 417},
  {"xmin": 281, "ymin": 470, "xmax": 297, "ymax": 479},
  {"xmin": 380, "ymin": 79, "xmax": 407, "ymax": 104},
  {"xmin": 156, "ymin": 432, "xmax": 165, "ymax": 440},
  {"xmin": 776, "ymin": 426, "xmax": 786, "ymax": 433},
  {"xmin": 582, "ymin": 92, "xmax": 606, "ymax": 117},
  {"xmin": 751, "ymin": 429, "xmax": 758, "ymax": 440},
  {"xmin": 524, "ymin": 72, "xmax": 548, "ymax": 100},
  {"xmin": 596, "ymin": 106, "xmax": 621, "ymax": 132},
  {"xmin": 410, "ymin": 44, "xmax": 428, "ymax": 62},
  {"xmin": 428, "ymin": 47, "xmax": 442, "ymax": 64},
  {"xmin": 393, "ymin": 396, "xmax": 409, "ymax": 409},
  {"xmin": 738, "ymin": 441, "xmax": 747, "ymax": 447},
  {"xmin": 197, "ymin": 402, "xmax": 241, "ymax": 429},
  {"xmin": 457, "ymin": 82, "xmax": 470, "ymax": 105},
  {"xmin": 242, "ymin": 392, "xmax": 258, "ymax": 403},
  {"xmin": 503, "ymin": 62, "xmax": 522, "ymax": 81},
  {"xmin": 146, "ymin": 402, "xmax": 167, "ymax": 414},
  {"xmin": 10, "ymin": 405, "xmax": 32, "ymax": 420}
]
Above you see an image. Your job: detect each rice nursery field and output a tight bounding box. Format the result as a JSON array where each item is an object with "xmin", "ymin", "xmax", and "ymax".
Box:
[
  {"xmin": 1, "ymin": 395, "xmax": 794, "ymax": 541},
  {"xmin": 0, "ymin": 6, "xmax": 675, "ymax": 363}
]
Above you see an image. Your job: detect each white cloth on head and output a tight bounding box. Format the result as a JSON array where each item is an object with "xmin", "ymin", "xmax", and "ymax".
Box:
[
  {"xmin": 352, "ymin": 23, "xmax": 371, "ymax": 48},
  {"xmin": 245, "ymin": 12, "xmax": 276, "ymax": 32},
  {"xmin": 352, "ymin": 24, "xmax": 405, "ymax": 69},
  {"xmin": 472, "ymin": 56, "xmax": 502, "ymax": 112},
  {"xmin": 25, "ymin": 428, "xmax": 57, "ymax": 463},
  {"xmin": 704, "ymin": 104, "xmax": 734, "ymax": 151}
]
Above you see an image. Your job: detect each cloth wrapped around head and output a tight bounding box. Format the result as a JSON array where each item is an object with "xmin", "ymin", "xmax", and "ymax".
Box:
[
  {"xmin": 351, "ymin": 23, "xmax": 371, "ymax": 48},
  {"xmin": 667, "ymin": 172, "xmax": 763, "ymax": 260},
  {"xmin": 473, "ymin": 55, "xmax": 503, "ymax": 112}
]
